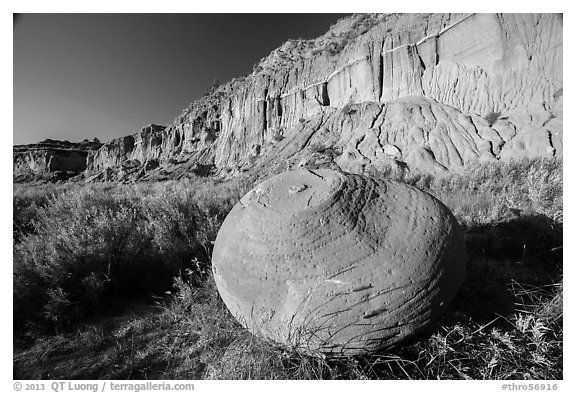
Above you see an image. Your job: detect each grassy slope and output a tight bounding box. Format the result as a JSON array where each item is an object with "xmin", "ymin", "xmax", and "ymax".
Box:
[{"xmin": 13, "ymin": 158, "xmax": 562, "ymax": 379}]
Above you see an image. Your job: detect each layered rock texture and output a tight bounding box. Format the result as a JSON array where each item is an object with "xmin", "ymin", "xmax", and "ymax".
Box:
[
  {"xmin": 13, "ymin": 139, "xmax": 102, "ymax": 182},
  {"xmin": 13, "ymin": 13, "xmax": 563, "ymax": 181},
  {"xmin": 212, "ymin": 169, "xmax": 466, "ymax": 355}
]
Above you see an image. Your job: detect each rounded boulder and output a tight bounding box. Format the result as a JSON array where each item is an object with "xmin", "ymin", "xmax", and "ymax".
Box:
[{"xmin": 212, "ymin": 169, "xmax": 466, "ymax": 356}]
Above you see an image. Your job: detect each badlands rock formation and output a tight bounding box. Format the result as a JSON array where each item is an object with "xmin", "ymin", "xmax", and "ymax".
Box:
[
  {"xmin": 13, "ymin": 139, "xmax": 102, "ymax": 182},
  {"xmin": 13, "ymin": 13, "xmax": 562, "ymax": 181},
  {"xmin": 212, "ymin": 169, "xmax": 466, "ymax": 355},
  {"xmin": 93, "ymin": 13, "xmax": 563, "ymax": 180}
]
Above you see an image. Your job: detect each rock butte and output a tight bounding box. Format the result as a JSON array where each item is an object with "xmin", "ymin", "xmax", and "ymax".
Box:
[{"xmin": 212, "ymin": 169, "xmax": 466, "ymax": 356}]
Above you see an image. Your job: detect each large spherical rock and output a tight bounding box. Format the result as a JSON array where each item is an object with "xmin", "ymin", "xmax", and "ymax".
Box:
[{"xmin": 212, "ymin": 169, "xmax": 466, "ymax": 356}]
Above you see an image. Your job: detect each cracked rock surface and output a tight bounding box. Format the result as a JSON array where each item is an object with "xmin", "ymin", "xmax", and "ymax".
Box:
[{"xmin": 212, "ymin": 169, "xmax": 466, "ymax": 355}]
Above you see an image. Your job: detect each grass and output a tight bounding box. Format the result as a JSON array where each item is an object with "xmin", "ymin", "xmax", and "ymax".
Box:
[
  {"xmin": 13, "ymin": 175, "xmax": 255, "ymax": 347},
  {"xmin": 13, "ymin": 158, "xmax": 562, "ymax": 379}
]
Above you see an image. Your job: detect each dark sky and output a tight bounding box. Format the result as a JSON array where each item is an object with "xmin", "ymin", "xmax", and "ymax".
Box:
[{"xmin": 13, "ymin": 13, "xmax": 349, "ymax": 145}]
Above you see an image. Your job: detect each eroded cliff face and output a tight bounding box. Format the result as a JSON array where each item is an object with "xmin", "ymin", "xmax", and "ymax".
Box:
[
  {"xmin": 13, "ymin": 140, "xmax": 102, "ymax": 182},
  {"xmin": 85, "ymin": 13, "xmax": 563, "ymax": 180}
]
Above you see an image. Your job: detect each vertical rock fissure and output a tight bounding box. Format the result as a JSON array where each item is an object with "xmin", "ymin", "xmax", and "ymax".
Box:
[
  {"xmin": 418, "ymin": 52, "xmax": 426, "ymax": 71},
  {"xmin": 434, "ymin": 34, "xmax": 439, "ymax": 66},
  {"xmin": 174, "ymin": 130, "xmax": 181, "ymax": 147},
  {"xmin": 369, "ymin": 104, "xmax": 385, "ymax": 130},
  {"xmin": 487, "ymin": 140, "xmax": 496, "ymax": 158},
  {"xmin": 302, "ymin": 113, "xmax": 326, "ymax": 150},
  {"xmin": 378, "ymin": 52, "xmax": 384, "ymax": 101},
  {"xmin": 547, "ymin": 130, "xmax": 556, "ymax": 157},
  {"xmin": 322, "ymin": 82, "xmax": 330, "ymax": 106},
  {"xmin": 277, "ymin": 96, "xmax": 283, "ymax": 118},
  {"xmin": 263, "ymin": 99, "xmax": 268, "ymax": 133},
  {"xmin": 263, "ymin": 89, "xmax": 269, "ymax": 134}
]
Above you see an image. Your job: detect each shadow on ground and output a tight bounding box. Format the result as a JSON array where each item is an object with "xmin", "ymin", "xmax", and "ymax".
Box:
[
  {"xmin": 13, "ymin": 309, "xmax": 207, "ymax": 379},
  {"xmin": 459, "ymin": 213, "xmax": 562, "ymax": 320}
]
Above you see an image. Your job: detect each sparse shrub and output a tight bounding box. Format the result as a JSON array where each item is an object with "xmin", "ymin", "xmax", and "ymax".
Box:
[
  {"xmin": 364, "ymin": 162, "xmax": 408, "ymax": 181},
  {"xmin": 14, "ymin": 193, "xmax": 156, "ymax": 336},
  {"xmin": 13, "ymin": 176, "xmax": 255, "ymax": 345},
  {"xmin": 308, "ymin": 142, "xmax": 325, "ymax": 153},
  {"xmin": 484, "ymin": 110, "xmax": 503, "ymax": 126},
  {"xmin": 341, "ymin": 103, "xmax": 356, "ymax": 116},
  {"xmin": 553, "ymin": 88, "xmax": 563, "ymax": 101},
  {"xmin": 314, "ymin": 14, "xmax": 383, "ymax": 57},
  {"xmin": 271, "ymin": 130, "xmax": 284, "ymax": 143},
  {"xmin": 326, "ymin": 41, "xmax": 345, "ymax": 56},
  {"xmin": 13, "ymin": 184, "xmax": 59, "ymax": 241},
  {"xmin": 311, "ymin": 48, "xmax": 322, "ymax": 57}
]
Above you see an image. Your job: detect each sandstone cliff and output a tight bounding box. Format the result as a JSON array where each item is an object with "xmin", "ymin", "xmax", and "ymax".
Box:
[
  {"xmin": 16, "ymin": 13, "xmax": 562, "ymax": 182},
  {"xmin": 13, "ymin": 139, "xmax": 102, "ymax": 182}
]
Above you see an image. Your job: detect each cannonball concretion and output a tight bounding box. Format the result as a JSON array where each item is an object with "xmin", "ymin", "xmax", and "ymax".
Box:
[{"xmin": 212, "ymin": 169, "xmax": 466, "ymax": 356}]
